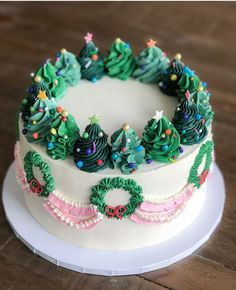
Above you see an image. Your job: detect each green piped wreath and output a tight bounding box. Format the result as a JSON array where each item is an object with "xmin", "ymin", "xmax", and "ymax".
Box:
[
  {"xmin": 188, "ymin": 140, "xmax": 214, "ymax": 188},
  {"xmin": 24, "ymin": 151, "xmax": 55, "ymax": 197},
  {"xmin": 90, "ymin": 177, "xmax": 143, "ymax": 219}
]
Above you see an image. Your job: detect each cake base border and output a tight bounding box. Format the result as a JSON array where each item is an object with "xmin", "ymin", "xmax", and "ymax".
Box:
[{"xmin": 2, "ymin": 162, "xmax": 225, "ymax": 276}]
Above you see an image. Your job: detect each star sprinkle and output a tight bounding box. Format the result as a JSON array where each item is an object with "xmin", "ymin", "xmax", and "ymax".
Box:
[
  {"xmin": 185, "ymin": 90, "xmax": 191, "ymax": 101},
  {"xmin": 37, "ymin": 90, "xmax": 48, "ymax": 100},
  {"xmin": 183, "ymin": 66, "xmax": 195, "ymax": 77},
  {"xmin": 89, "ymin": 115, "xmax": 101, "ymax": 124},
  {"xmin": 152, "ymin": 110, "xmax": 163, "ymax": 122},
  {"xmin": 84, "ymin": 32, "xmax": 93, "ymax": 43},
  {"xmin": 146, "ymin": 39, "xmax": 157, "ymax": 48}
]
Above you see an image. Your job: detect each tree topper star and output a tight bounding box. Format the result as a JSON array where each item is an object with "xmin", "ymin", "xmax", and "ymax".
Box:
[
  {"xmin": 37, "ymin": 90, "xmax": 48, "ymax": 100},
  {"xmin": 89, "ymin": 115, "xmax": 101, "ymax": 124},
  {"xmin": 84, "ymin": 32, "xmax": 93, "ymax": 43},
  {"xmin": 147, "ymin": 39, "xmax": 157, "ymax": 48},
  {"xmin": 152, "ymin": 110, "xmax": 163, "ymax": 122},
  {"xmin": 185, "ymin": 90, "xmax": 191, "ymax": 101}
]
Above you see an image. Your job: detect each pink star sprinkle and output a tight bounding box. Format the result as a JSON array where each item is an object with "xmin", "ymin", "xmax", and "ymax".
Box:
[
  {"xmin": 185, "ymin": 90, "xmax": 191, "ymax": 101},
  {"xmin": 84, "ymin": 32, "xmax": 93, "ymax": 43},
  {"xmin": 146, "ymin": 39, "xmax": 157, "ymax": 48}
]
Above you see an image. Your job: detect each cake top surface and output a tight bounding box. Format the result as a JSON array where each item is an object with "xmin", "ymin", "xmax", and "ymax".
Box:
[{"xmin": 59, "ymin": 76, "xmax": 178, "ymax": 136}]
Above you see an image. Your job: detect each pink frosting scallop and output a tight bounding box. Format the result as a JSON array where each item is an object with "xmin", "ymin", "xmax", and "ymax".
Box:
[
  {"xmin": 140, "ymin": 185, "xmax": 193, "ymax": 213},
  {"xmin": 47, "ymin": 193, "xmax": 97, "ymax": 217},
  {"xmin": 44, "ymin": 201, "xmax": 102, "ymax": 230}
]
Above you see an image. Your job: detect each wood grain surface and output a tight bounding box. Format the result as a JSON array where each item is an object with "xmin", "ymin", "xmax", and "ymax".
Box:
[{"xmin": 0, "ymin": 2, "xmax": 236, "ymax": 290}]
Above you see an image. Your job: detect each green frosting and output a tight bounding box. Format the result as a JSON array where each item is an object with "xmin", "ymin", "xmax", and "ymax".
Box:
[
  {"xmin": 21, "ymin": 82, "xmax": 52, "ymax": 122},
  {"xmin": 105, "ymin": 39, "xmax": 136, "ymax": 80},
  {"xmin": 47, "ymin": 111, "xmax": 80, "ymax": 160},
  {"xmin": 78, "ymin": 41, "xmax": 104, "ymax": 81},
  {"xmin": 111, "ymin": 124, "xmax": 145, "ymax": 174},
  {"xmin": 177, "ymin": 66, "xmax": 201, "ymax": 102},
  {"xmin": 24, "ymin": 151, "xmax": 55, "ymax": 197},
  {"xmin": 191, "ymin": 89, "xmax": 214, "ymax": 127},
  {"xmin": 159, "ymin": 55, "xmax": 184, "ymax": 96},
  {"xmin": 54, "ymin": 49, "xmax": 81, "ymax": 86},
  {"xmin": 74, "ymin": 117, "xmax": 110, "ymax": 172},
  {"xmin": 90, "ymin": 177, "xmax": 143, "ymax": 219},
  {"xmin": 172, "ymin": 98, "xmax": 208, "ymax": 145},
  {"xmin": 34, "ymin": 61, "xmax": 67, "ymax": 101},
  {"xmin": 142, "ymin": 114, "xmax": 181, "ymax": 163},
  {"xmin": 133, "ymin": 45, "xmax": 169, "ymax": 83},
  {"xmin": 23, "ymin": 91, "xmax": 58, "ymax": 144},
  {"xmin": 188, "ymin": 140, "xmax": 214, "ymax": 188}
]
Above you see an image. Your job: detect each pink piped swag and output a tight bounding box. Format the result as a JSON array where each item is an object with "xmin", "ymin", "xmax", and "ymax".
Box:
[
  {"xmin": 15, "ymin": 142, "xmax": 32, "ymax": 194},
  {"xmin": 44, "ymin": 193, "xmax": 103, "ymax": 230},
  {"xmin": 130, "ymin": 184, "xmax": 195, "ymax": 224}
]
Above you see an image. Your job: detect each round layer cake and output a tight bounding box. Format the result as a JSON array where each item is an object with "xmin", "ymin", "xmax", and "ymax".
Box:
[{"xmin": 15, "ymin": 35, "xmax": 214, "ymax": 250}]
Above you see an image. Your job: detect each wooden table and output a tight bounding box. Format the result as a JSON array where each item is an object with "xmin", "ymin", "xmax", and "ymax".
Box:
[{"xmin": 0, "ymin": 2, "xmax": 236, "ymax": 289}]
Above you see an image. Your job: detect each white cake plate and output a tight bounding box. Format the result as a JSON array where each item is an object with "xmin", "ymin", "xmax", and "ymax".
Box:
[{"xmin": 2, "ymin": 162, "xmax": 225, "ymax": 276}]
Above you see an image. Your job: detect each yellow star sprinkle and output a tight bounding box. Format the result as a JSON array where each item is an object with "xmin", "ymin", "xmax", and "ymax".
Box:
[
  {"xmin": 89, "ymin": 115, "xmax": 101, "ymax": 124},
  {"xmin": 37, "ymin": 90, "xmax": 48, "ymax": 100}
]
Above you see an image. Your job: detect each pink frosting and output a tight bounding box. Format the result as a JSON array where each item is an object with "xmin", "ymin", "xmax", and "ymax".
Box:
[
  {"xmin": 130, "ymin": 214, "xmax": 161, "ymax": 225},
  {"xmin": 14, "ymin": 142, "xmax": 32, "ymax": 194},
  {"xmin": 44, "ymin": 202, "xmax": 102, "ymax": 230},
  {"xmin": 47, "ymin": 193, "xmax": 97, "ymax": 217},
  {"xmin": 140, "ymin": 185, "xmax": 193, "ymax": 213}
]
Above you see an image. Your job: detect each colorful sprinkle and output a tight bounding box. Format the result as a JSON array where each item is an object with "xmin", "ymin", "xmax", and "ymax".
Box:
[
  {"xmin": 33, "ymin": 132, "xmax": 39, "ymax": 140},
  {"xmin": 162, "ymin": 144, "xmax": 169, "ymax": 151},
  {"xmin": 47, "ymin": 142, "xmax": 54, "ymax": 150},
  {"xmin": 112, "ymin": 153, "xmax": 118, "ymax": 160},
  {"xmin": 179, "ymin": 146, "xmax": 184, "ymax": 153},
  {"xmin": 86, "ymin": 148, "xmax": 92, "ymax": 155},
  {"xmin": 122, "ymin": 147, "xmax": 126, "ymax": 153},
  {"xmin": 146, "ymin": 159, "xmax": 152, "ymax": 164},
  {"xmin": 128, "ymin": 162, "xmax": 136, "ymax": 169},
  {"xmin": 57, "ymin": 106, "xmax": 63, "ymax": 113},
  {"xmin": 165, "ymin": 129, "xmax": 171, "ymax": 135},
  {"xmin": 136, "ymin": 145, "xmax": 143, "ymax": 152},
  {"xmin": 51, "ymin": 128, "xmax": 57, "ymax": 135},
  {"xmin": 76, "ymin": 161, "xmax": 83, "ymax": 168}
]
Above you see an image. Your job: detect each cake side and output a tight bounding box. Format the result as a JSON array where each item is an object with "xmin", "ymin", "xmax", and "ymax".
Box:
[{"xmin": 22, "ymin": 182, "xmax": 207, "ymax": 250}]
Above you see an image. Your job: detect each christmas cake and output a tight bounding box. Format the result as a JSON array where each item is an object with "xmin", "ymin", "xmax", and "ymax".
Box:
[{"xmin": 15, "ymin": 34, "xmax": 214, "ymax": 250}]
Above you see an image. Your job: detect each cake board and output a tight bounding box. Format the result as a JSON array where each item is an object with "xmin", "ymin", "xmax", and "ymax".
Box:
[{"xmin": 2, "ymin": 162, "xmax": 225, "ymax": 276}]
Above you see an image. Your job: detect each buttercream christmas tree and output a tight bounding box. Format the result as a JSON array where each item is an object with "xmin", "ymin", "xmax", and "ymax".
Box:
[
  {"xmin": 21, "ymin": 82, "xmax": 51, "ymax": 122},
  {"xmin": 105, "ymin": 38, "xmax": 136, "ymax": 80},
  {"xmin": 133, "ymin": 39, "xmax": 169, "ymax": 83},
  {"xmin": 33, "ymin": 61, "xmax": 66, "ymax": 101},
  {"xmin": 176, "ymin": 66, "xmax": 201, "ymax": 102},
  {"xmin": 22, "ymin": 88, "xmax": 57, "ymax": 144},
  {"xmin": 111, "ymin": 124, "xmax": 145, "ymax": 174},
  {"xmin": 190, "ymin": 83, "xmax": 214, "ymax": 127},
  {"xmin": 73, "ymin": 115, "xmax": 110, "ymax": 172},
  {"xmin": 54, "ymin": 48, "xmax": 81, "ymax": 86},
  {"xmin": 47, "ymin": 109, "xmax": 80, "ymax": 160},
  {"xmin": 142, "ymin": 111, "xmax": 182, "ymax": 163},
  {"xmin": 172, "ymin": 91, "xmax": 208, "ymax": 145},
  {"xmin": 159, "ymin": 53, "xmax": 184, "ymax": 96},
  {"xmin": 78, "ymin": 32, "xmax": 104, "ymax": 82}
]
